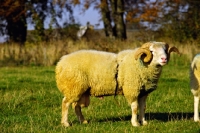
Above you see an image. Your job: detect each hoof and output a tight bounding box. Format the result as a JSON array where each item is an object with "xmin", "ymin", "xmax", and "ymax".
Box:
[
  {"xmin": 82, "ymin": 120, "xmax": 88, "ymax": 124},
  {"xmin": 194, "ymin": 118, "xmax": 200, "ymax": 122},
  {"xmin": 141, "ymin": 120, "xmax": 148, "ymax": 126},
  {"xmin": 194, "ymin": 115, "xmax": 199, "ymax": 122},
  {"xmin": 131, "ymin": 122, "xmax": 140, "ymax": 127},
  {"xmin": 62, "ymin": 122, "xmax": 71, "ymax": 127}
]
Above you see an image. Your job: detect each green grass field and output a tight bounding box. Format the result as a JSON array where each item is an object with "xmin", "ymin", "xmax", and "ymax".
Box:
[{"xmin": 0, "ymin": 55, "xmax": 200, "ymax": 133}]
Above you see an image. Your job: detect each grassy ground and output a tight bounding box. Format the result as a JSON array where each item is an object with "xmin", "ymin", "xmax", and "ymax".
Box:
[{"xmin": 0, "ymin": 54, "xmax": 200, "ymax": 133}]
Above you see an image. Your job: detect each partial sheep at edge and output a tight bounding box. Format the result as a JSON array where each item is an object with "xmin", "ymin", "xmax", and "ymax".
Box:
[{"xmin": 190, "ymin": 54, "xmax": 200, "ymax": 122}]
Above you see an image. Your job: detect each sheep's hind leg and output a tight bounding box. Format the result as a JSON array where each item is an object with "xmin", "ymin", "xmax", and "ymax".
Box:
[
  {"xmin": 74, "ymin": 93, "xmax": 90, "ymax": 124},
  {"xmin": 138, "ymin": 95, "xmax": 148, "ymax": 125},
  {"xmin": 131, "ymin": 100, "xmax": 140, "ymax": 126},
  {"xmin": 61, "ymin": 97, "xmax": 71, "ymax": 127},
  {"xmin": 194, "ymin": 96, "xmax": 199, "ymax": 122}
]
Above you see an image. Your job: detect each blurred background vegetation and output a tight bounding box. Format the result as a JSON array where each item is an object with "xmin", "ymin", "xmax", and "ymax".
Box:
[{"xmin": 0, "ymin": 0, "xmax": 200, "ymax": 66}]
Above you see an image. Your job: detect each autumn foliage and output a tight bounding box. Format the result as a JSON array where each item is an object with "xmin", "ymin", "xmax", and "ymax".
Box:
[
  {"xmin": 0, "ymin": 0, "xmax": 200, "ymax": 43},
  {"xmin": 0, "ymin": 0, "xmax": 26, "ymax": 21}
]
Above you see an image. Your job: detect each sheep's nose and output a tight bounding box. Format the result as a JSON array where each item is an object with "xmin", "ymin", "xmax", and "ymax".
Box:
[{"xmin": 161, "ymin": 57, "xmax": 167, "ymax": 62}]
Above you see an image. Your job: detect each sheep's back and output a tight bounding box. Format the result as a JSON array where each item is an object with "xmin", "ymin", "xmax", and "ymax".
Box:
[
  {"xmin": 55, "ymin": 50, "xmax": 118, "ymax": 98},
  {"xmin": 191, "ymin": 54, "xmax": 200, "ymax": 96}
]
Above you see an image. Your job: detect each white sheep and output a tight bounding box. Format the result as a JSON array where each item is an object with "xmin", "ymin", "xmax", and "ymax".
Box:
[
  {"xmin": 55, "ymin": 41, "xmax": 180, "ymax": 127},
  {"xmin": 77, "ymin": 22, "xmax": 94, "ymax": 39},
  {"xmin": 190, "ymin": 54, "xmax": 200, "ymax": 122}
]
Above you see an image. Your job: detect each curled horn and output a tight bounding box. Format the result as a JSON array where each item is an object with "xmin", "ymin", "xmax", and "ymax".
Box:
[{"xmin": 134, "ymin": 42, "xmax": 153, "ymax": 63}]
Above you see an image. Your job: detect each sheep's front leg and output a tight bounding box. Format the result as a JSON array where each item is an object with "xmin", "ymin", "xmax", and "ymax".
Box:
[
  {"xmin": 61, "ymin": 97, "xmax": 71, "ymax": 127},
  {"xmin": 194, "ymin": 96, "xmax": 199, "ymax": 122},
  {"xmin": 131, "ymin": 100, "xmax": 140, "ymax": 126},
  {"xmin": 138, "ymin": 95, "xmax": 148, "ymax": 125}
]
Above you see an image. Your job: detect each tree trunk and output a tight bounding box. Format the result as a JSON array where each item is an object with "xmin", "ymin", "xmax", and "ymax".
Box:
[
  {"xmin": 100, "ymin": 0, "xmax": 113, "ymax": 38},
  {"xmin": 6, "ymin": 0, "xmax": 27, "ymax": 45},
  {"xmin": 110, "ymin": 0, "xmax": 127, "ymax": 40},
  {"xmin": 116, "ymin": 0, "xmax": 127, "ymax": 40},
  {"xmin": 7, "ymin": 16, "xmax": 27, "ymax": 44}
]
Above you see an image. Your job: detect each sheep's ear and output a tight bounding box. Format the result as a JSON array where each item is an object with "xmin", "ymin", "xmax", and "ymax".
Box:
[
  {"xmin": 168, "ymin": 46, "xmax": 180, "ymax": 54},
  {"xmin": 134, "ymin": 48, "xmax": 153, "ymax": 63},
  {"xmin": 167, "ymin": 46, "xmax": 180, "ymax": 61}
]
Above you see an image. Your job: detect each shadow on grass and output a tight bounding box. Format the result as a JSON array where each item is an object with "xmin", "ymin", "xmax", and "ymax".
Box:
[
  {"xmin": 97, "ymin": 112, "xmax": 194, "ymax": 123},
  {"xmin": 145, "ymin": 112, "xmax": 194, "ymax": 122}
]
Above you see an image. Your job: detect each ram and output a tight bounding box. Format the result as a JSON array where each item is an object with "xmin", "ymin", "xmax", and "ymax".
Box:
[
  {"xmin": 117, "ymin": 42, "xmax": 179, "ymax": 126},
  {"xmin": 55, "ymin": 41, "xmax": 180, "ymax": 127}
]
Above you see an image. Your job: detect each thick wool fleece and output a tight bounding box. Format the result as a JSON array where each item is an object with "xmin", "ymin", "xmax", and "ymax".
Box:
[
  {"xmin": 55, "ymin": 50, "xmax": 117, "ymax": 103},
  {"xmin": 190, "ymin": 54, "xmax": 200, "ymax": 96},
  {"xmin": 117, "ymin": 50, "xmax": 161, "ymax": 104}
]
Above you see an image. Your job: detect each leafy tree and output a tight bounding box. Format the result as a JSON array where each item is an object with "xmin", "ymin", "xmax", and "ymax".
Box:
[
  {"xmin": 126, "ymin": 0, "xmax": 200, "ymax": 41},
  {"xmin": 1, "ymin": 0, "xmax": 199, "ymax": 43},
  {"xmin": 0, "ymin": 0, "xmax": 74, "ymax": 43},
  {"xmin": 185, "ymin": 0, "xmax": 200, "ymax": 40},
  {"xmin": 28, "ymin": 0, "xmax": 74, "ymax": 42},
  {"xmin": 158, "ymin": 0, "xmax": 200, "ymax": 41}
]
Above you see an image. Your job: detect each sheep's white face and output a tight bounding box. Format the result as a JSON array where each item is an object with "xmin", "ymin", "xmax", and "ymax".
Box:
[{"xmin": 149, "ymin": 44, "xmax": 168, "ymax": 66}]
